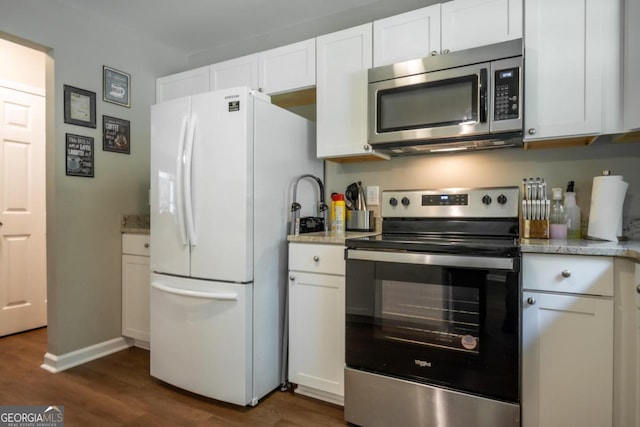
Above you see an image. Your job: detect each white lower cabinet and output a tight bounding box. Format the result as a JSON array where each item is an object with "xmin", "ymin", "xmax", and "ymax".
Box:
[
  {"xmin": 122, "ymin": 234, "xmax": 150, "ymax": 347},
  {"xmin": 522, "ymin": 254, "xmax": 614, "ymax": 427},
  {"xmin": 288, "ymin": 242, "xmax": 345, "ymax": 405},
  {"xmin": 613, "ymin": 259, "xmax": 640, "ymax": 427}
]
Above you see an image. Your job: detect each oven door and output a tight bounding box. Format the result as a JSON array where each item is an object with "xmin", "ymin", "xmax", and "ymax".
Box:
[
  {"xmin": 368, "ymin": 63, "xmax": 489, "ymax": 145},
  {"xmin": 345, "ymin": 249, "xmax": 520, "ymax": 403}
]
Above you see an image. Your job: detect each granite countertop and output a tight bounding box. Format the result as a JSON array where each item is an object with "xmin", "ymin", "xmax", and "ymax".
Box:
[
  {"xmin": 288, "ymin": 230, "xmax": 380, "ymax": 245},
  {"xmin": 521, "ymin": 238, "xmax": 640, "ymax": 262},
  {"xmin": 121, "ymin": 214, "xmax": 150, "ymax": 235}
]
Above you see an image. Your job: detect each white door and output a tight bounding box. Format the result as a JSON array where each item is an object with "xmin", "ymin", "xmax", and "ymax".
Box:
[
  {"xmin": 0, "ymin": 85, "xmax": 46, "ymax": 337},
  {"xmin": 189, "ymin": 88, "xmax": 253, "ymax": 283},
  {"xmin": 210, "ymin": 54, "xmax": 259, "ymax": 91},
  {"xmin": 150, "ymin": 96, "xmax": 191, "ymax": 277},
  {"xmin": 316, "ymin": 23, "xmax": 373, "ymax": 159},
  {"xmin": 522, "ymin": 291, "xmax": 613, "ymax": 427},
  {"xmin": 288, "ymin": 271, "xmax": 345, "ymax": 397},
  {"xmin": 441, "ymin": 0, "xmax": 522, "ymax": 53},
  {"xmin": 373, "ymin": 4, "xmax": 442, "ymax": 67},
  {"xmin": 150, "ymin": 273, "xmax": 252, "ymax": 406}
]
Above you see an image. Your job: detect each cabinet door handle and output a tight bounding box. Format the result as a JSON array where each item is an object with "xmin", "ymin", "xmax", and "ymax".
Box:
[
  {"xmin": 144, "ymin": 243, "xmax": 150, "ymax": 248},
  {"xmin": 313, "ymin": 256, "xmax": 319, "ymax": 262},
  {"xmin": 442, "ymin": 49, "xmax": 450, "ymax": 54},
  {"xmin": 363, "ymin": 144, "xmax": 371, "ymax": 152},
  {"xmin": 289, "ymin": 275, "xmax": 295, "ymax": 281},
  {"xmin": 636, "ymin": 284, "xmax": 640, "ymax": 294},
  {"xmin": 561, "ymin": 270, "xmax": 571, "ymax": 278},
  {"xmin": 430, "ymin": 50, "xmax": 438, "ymax": 56},
  {"xmin": 528, "ymin": 128, "xmax": 536, "ymax": 135},
  {"xmin": 527, "ymin": 297, "xmax": 536, "ymax": 305}
]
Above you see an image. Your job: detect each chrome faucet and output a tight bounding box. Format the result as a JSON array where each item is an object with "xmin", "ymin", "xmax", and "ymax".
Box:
[{"xmin": 290, "ymin": 174, "xmax": 328, "ymax": 235}]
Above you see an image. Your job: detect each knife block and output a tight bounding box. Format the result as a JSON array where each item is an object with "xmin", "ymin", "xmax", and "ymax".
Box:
[{"xmin": 522, "ymin": 219, "xmax": 550, "ymax": 239}]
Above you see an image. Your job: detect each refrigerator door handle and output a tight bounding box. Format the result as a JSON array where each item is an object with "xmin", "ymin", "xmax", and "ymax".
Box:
[
  {"xmin": 151, "ymin": 281, "xmax": 239, "ymax": 301},
  {"xmin": 175, "ymin": 115, "xmax": 189, "ymax": 246},
  {"xmin": 184, "ymin": 115, "xmax": 198, "ymax": 246}
]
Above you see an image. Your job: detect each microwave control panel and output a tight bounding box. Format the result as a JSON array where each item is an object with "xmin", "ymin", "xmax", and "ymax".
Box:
[{"xmin": 494, "ymin": 67, "xmax": 520, "ymax": 121}]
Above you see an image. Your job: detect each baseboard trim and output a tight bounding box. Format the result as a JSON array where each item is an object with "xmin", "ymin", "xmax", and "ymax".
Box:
[
  {"xmin": 294, "ymin": 385, "xmax": 344, "ymax": 406},
  {"xmin": 40, "ymin": 337, "xmax": 130, "ymax": 373}
]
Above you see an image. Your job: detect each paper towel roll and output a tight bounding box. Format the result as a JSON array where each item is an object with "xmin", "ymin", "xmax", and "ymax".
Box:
[{"xmin": 587, "ymin": 175, "xmax": 628, "ymax": 241}]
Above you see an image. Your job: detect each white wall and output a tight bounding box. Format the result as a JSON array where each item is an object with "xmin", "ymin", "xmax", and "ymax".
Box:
[
  {"xmin": 326, "ymin": 142, "xmax": 640, "ymax": 232},
  {"xmin": 188, "ymin": 0, "xmax": 437, "ymax": 67},
  {"xmin": 0, "ymin": 3, "xmax": 188, "ymax": 355},
  {"xmin": 0, "ymin": 38, "xmax": 46, "ymax": 92}
]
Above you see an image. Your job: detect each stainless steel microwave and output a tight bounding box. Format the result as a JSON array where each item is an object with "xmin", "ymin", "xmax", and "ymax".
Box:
[{"xmin": 368, "ymin": 39, "xmax": 523, "ymax": 154}]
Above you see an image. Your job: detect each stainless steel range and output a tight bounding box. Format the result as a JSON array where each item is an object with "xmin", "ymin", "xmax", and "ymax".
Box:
[{"xmin": 344, "ymin": 187, "xmax": 521, "ymax": 427}]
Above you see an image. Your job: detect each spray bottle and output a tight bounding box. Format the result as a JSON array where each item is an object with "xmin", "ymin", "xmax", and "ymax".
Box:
[{"xmin": 564, "ymin": 181, "xmax": 582, "ymax": 239}]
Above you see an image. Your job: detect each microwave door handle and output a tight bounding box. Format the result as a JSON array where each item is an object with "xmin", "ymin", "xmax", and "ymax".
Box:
[{"xmin": 479, "ymin": 68, "xmax": 488, "ymax": 123}]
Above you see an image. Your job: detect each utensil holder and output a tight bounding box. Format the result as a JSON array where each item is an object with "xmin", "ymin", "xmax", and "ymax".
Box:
[
  {"xmin": 522, "ymin": 219, "xmax": 549, "ymax": 239},
  {"xmin": 346, "ymin": 210, "xmax": 374, "ymax": 232}
]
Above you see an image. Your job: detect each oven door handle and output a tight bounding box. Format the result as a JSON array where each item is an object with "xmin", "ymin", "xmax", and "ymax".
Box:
[{"xmin": 347, "ymin": 249, "xmax": 516, "ymax": 271}]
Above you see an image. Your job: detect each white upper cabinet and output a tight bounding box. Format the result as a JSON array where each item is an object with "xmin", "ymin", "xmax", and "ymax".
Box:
[
  {"xmin": 624, "ymin": 0, "xmax": 640, "ymax": 130},
  {"xmin": 441, "ymin": 0, "xmax": 523, "ymax": 53},
  {"xmin": 524, "ymin": 0, "xmax": 621, "ymax": 142},
  {"xmin": 372, "ymin": 0, "xmax": 522, "ymax": 68},
  {"xmin": 258, "ymin": 38, "xmax": 316, "ymax": 95},
  {"xmin": 209, "ymin": 53, "xmax": 259, "ymax": 91},
  {"xmin": 373, "ymin": 4, "xmax": 441, "ymax": 67},
  {"xmin": 156, "ymin": 66, "xmax": 210, "ymax": 103},
  {"xmin": 316, "ymin": 23, "xmax": 389, "ymax": 161}
]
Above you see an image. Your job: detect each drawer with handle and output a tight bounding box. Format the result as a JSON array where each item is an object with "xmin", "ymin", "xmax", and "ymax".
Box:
[
  {"xmin": 122, "ymin": 233, "xmax": 150, "ymax": 257},
  {"xmin": 288, "ymin": 242, "xmax": 345, "ymax": 275},
  {"xmin": 523, "ymin": 253, "xmax": 613, "ymax": 296}
]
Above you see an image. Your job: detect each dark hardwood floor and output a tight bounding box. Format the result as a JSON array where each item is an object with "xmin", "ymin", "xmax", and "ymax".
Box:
[{"xmin": 0, "ymin": 328, "xmax": 347, "ymax": 426}]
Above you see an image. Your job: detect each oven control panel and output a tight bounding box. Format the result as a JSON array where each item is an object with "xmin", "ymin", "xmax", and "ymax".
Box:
[{"xmin": 382, "ymin": 187, "xmax": 519, "ymax": 218}]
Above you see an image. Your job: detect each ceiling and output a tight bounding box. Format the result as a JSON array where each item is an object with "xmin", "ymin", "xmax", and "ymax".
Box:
[{"xmin": 53, "ymin": 0, "xmax": 435, "ymax": 61}]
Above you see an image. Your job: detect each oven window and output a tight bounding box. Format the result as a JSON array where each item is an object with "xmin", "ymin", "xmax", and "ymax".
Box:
[
  {"xmin": 377, "ymin": 75, "xmax": 478, "ymax": 133},
  {"xmin": 380, "ymin": 279, "xmax": 480, "ymax": 354},
  {"xmin": 345, "ymin": 257, "xmax": 520, "ymax": 403}
]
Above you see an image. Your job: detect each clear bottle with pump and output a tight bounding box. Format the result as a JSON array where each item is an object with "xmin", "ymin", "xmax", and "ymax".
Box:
[
  {"xmin": 564, "ymin": 181, "xmax": 581, "ymax": 239},
  {"xmin": 549, "ymin": 187, "xmax": 567, "ymax": 239}
]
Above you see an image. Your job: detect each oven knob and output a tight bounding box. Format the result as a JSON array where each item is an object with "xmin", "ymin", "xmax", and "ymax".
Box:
[
  {"xmin": 497, "ymin": 194, "xmax": 507, "ymax": 205},
  {"xmin": 389, "ymin": 197, "xmax": 398, "ymax": 206},
  {"xmin": 401, "ymin": 197, "xmax": 410, "ymax": 206},
  {"xmin": 482, "ymin": 195, "xmax": 492, "ymax": 205}
]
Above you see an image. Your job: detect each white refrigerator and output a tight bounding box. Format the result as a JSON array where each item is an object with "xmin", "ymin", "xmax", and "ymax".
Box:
[{"xmin": 149, "ymin": 86, "xmax": 322, "ymax": 406}]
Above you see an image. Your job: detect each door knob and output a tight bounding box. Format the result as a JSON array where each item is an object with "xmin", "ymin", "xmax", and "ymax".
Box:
[
  {"xmin": 144, "ymin": 243, "xmax": 150, "ymax": 248},
  {"xmin": 561, "ymin": 270, "xmax": 571, "ymax": 278},
  {"xmin": 527, "ymin": 297, "xmax": 536, "ymax": 305}
]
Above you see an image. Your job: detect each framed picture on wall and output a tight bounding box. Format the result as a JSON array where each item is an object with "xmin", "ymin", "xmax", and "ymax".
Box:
[
  {"xmin": 65, "ymin": 133, "xmax": 94, "ymax": 178},
  {"xmin": 102, "ymin": 115, "xmax": 130, "ymax": 154},
  {"xmin": 103, "ymin": 65, "xmax": 131, "ymax": 107},
  {"xmin": 63, "ymin": 85, "xmax": 96, "ymax": 128}
]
